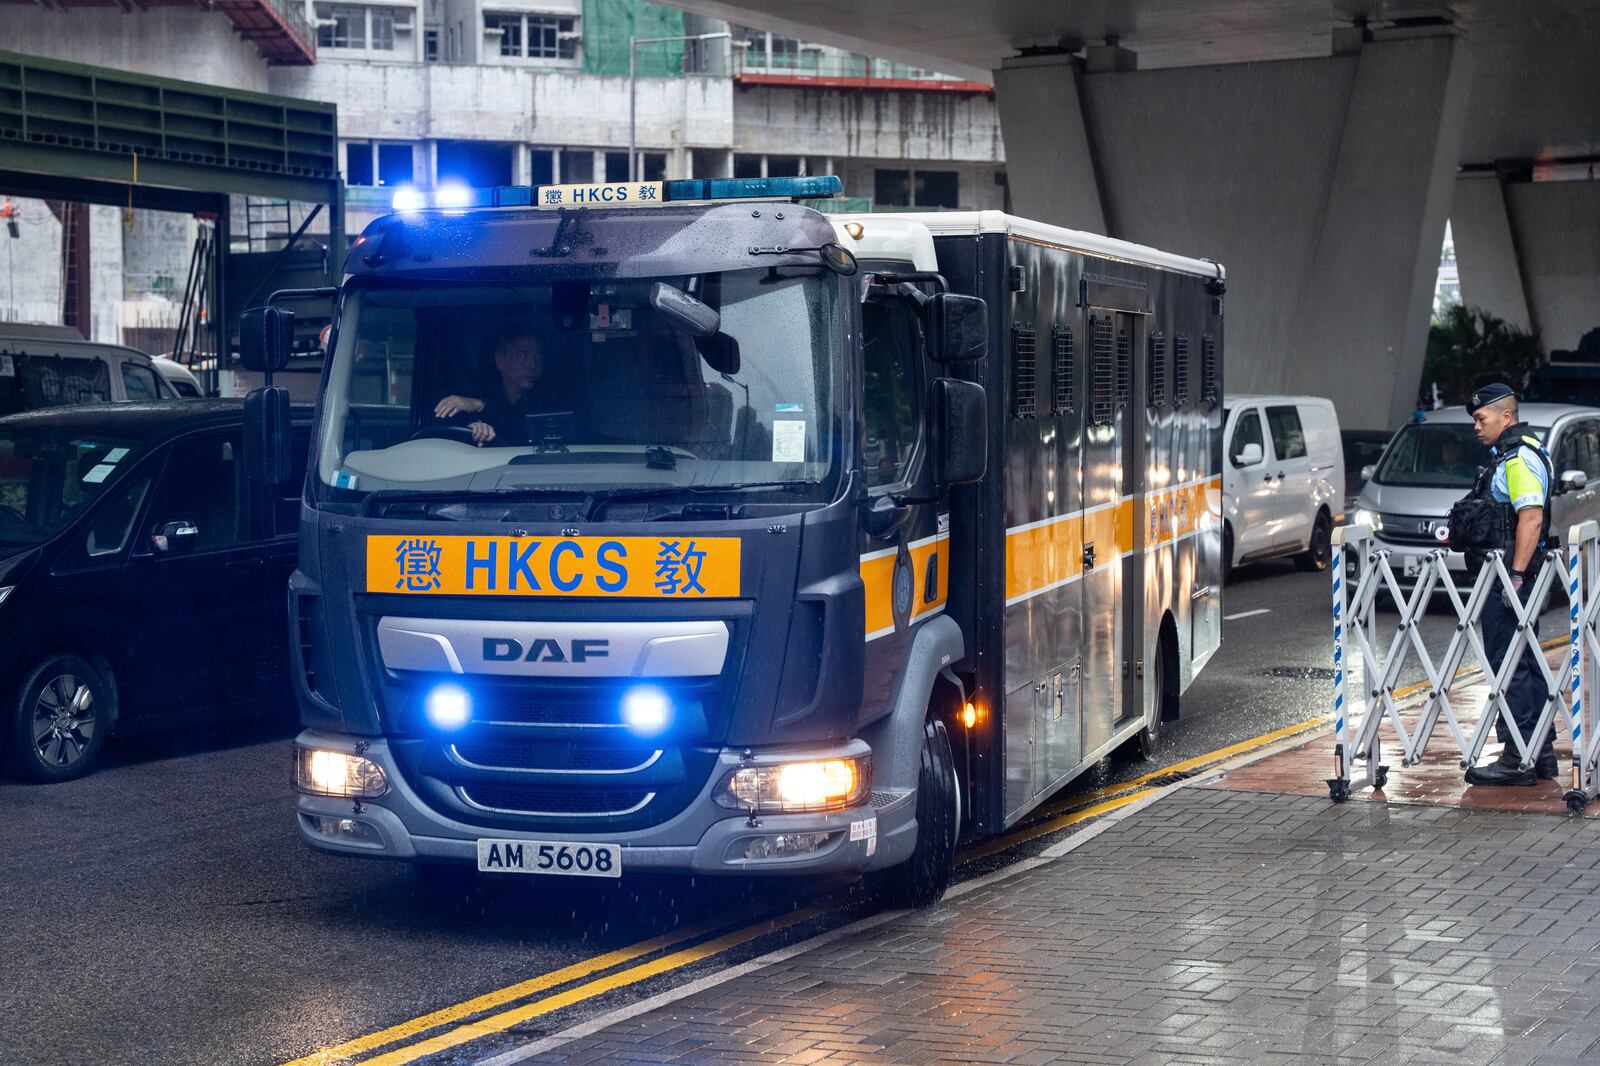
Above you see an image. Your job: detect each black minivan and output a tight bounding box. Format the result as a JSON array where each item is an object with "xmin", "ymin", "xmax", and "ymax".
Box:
[{"xmin": 0, "ymin": 401, "xmax": 310, "ymax": 781}]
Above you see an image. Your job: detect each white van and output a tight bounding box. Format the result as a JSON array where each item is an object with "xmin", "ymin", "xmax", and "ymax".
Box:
[
  {"xmin": 1222, "ymin": 394, "xmax": 1345, "ymax": 578},
  {"xmin": 152, "ymin": 355, "xmax": 204, "ymax": 398},
  {"xmin": 0, "ymin": 323, "xmax": 179, "ymax": 414}
]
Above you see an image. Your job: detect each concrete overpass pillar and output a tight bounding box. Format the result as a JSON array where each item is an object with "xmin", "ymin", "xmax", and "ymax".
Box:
[
  {"xmin": 1450, "ymin": 172, "xmax": 1533, "ymax": 331},
  {"xmin": 1455, "ymin": 174, "xmax": 1600, "ymax": 352},
  {"xmin": 993, "ymin": 28, "xmax": 1472, "ymax": 431},
  {"xmin": 992, "ymin": 54, "xmax": 1106, "ymax": 234}
]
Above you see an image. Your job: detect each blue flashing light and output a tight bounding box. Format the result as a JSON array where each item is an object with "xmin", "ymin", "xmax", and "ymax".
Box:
[
  {"xmin": 663, "ymin": 175, "xmax": 842, "ymax": 202},
  {"xmin": 391, "ymin": 186, "xmax": 424, "ymax": 212},
  {"xmin": 425, "ymin": 683, "xmax": 472, "ymax": 730},
  {"xmin": 621, "ymin": 685, "xmax": 672, "ymax": 736},
  {"xmin": 434, "ymin": 183, "xmax": 473, "ymax": 209}
]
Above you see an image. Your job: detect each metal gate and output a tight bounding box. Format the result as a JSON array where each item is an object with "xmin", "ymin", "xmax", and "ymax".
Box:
[{"xmin": 1328, "ymin": 521, "xmax": 1600, "ymax": 814}]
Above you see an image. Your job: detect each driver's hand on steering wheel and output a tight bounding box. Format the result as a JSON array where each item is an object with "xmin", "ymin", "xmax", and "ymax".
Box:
[
  {"xmin": 468, "ymin": 421, "xmax": 496, "ymax": 446},
  {"xmin": 435, "ymin": 394, "xmax": 486, "ymax": 418}
]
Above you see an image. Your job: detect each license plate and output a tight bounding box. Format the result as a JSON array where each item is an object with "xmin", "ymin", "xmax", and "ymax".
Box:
[
  {"xmin": 1403, "ymin": 555, "xmax": 1422, "ymax": 578},
  {"xmin": 476, "ymin": 838, "xmax": 621, "ymax": 878}
]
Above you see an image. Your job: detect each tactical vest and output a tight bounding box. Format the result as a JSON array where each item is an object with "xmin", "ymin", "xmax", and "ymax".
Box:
[{"xmin": 1446, "ymin": 425, "xmax": 1553, "ymax": 570}]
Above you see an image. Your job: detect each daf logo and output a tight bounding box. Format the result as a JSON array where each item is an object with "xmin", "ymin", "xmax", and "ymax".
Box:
[{"xmin": 482, "ymin": 637, "xmax": 610, "ymax": 664}]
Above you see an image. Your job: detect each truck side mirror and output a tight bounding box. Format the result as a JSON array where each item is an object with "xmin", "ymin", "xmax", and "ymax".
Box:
[
  {"xmin": 240, "ymin": 306, "xmax": 295, "ymax": 374},
  {"xmin": 1235, "ymin": 442, "xmax": 1263, "ymax": 467},
  {"xmin": 930, "ymin": 293, "xmax": 987, "ymax": 363},
  {"xmin": 1560, "ymin": 469, "xmax": 1588, "ymax": 495},
  {"xmin": 244, "ymin": 385, "xmax": 293, "ymax": 485},
  {"xmin": 935, "ymin": 378, "xmax": 987, "ymax": 485}
]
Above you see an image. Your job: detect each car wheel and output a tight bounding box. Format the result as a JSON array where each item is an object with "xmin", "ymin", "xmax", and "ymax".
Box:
[
  {"xmin": 1296, "ymin": 511, "xmax": 1333, "ymax": 572},
  {"xmin": 876, "ymin": 718, "xmax": 959, "ymax": 909},
  {"xmin": 6, "ymin": 653, "xmax": 112, "ymax": 783}
]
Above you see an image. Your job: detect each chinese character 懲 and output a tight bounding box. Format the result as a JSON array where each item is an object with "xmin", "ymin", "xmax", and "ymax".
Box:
[
  {"xmin": 543, "ymin": 188, "xmax": 563, "ymax": 205},
  {"xmin": 655, "ymin": 539, "xmax": 707, "ymax": 595},
  {"xmin": 395, "ymin": 537, "xmax": 443, "ymax": 592}
]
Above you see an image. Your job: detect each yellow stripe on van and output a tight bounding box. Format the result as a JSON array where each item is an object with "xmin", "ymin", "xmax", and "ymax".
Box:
[{"xmin": 860, "ymin": 533, "xmax": 949, "ymax": 639}]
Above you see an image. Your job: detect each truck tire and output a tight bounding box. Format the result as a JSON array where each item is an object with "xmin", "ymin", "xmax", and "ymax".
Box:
[
  {"xmin": 1137, "ymin": 624, "xmax": 1179, "ymax": 761},
  {"xmin": 6, "ymin": 653, "xmax": 112, "ymax": 783},
  {"xmin": 1221, "ymin": 523, "xmax": 1235, "ymax": 585},
  {"xmin": 879, "ymin": 718, "xmax": 959, "ymax": 909}
]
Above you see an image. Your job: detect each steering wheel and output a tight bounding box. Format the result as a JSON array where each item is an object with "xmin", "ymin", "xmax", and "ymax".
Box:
[
  {"xmin": 407, "ymin": 424, "xmax": 481, "ymax": 444},
  {"xmin": 0, "ymin": 506, "xmax": 30, "ymax": 531}
]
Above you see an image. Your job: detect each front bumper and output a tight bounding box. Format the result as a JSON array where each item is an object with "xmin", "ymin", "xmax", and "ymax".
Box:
[
  {"xmin": 292, "ymin": 730, "xmax": 917, "ymax": 877},
  {"xmin": 1343, "ymin": 539, "xmax": 1470, "ymax": 589}
]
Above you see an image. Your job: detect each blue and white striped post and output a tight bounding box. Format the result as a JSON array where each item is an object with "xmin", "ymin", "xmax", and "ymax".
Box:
[
  {"xmin": 1330, "ymin": 532, "xmax": 1351, "ymax": 796},
  {"xmin": 1569, "ymin": 549, "xmax": 1583, "ymax": 794}
]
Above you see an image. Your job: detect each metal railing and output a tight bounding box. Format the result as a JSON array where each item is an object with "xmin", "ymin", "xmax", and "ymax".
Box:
[{"xmin": 1329, "ymin": 521, "xmax": 1600, "ymax": 813}]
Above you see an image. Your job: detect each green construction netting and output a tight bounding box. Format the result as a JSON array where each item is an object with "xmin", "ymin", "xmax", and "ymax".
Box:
[{"xmin": 582, "ymin": 1, "xmax": 686, "ymax": 77}]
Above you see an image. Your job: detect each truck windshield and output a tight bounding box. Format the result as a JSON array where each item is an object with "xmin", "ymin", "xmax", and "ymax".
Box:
[
  {"xmin": 0, "ymin": 428, "xmax": 144, "ymax": 550},
  {"xmin": 312, "ymin": 269, "xmax": 841, "ymax": 508}
]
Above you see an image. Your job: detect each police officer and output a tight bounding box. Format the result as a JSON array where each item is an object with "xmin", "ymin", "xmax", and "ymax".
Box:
[{"xmin": 1462, "ymin": 383, "xmax": 1556, "ymax": 786}]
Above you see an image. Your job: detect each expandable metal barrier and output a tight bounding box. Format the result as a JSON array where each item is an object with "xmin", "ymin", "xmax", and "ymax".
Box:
[{"xmin": 1329, "ymin": 521, "xmax": 1600, "ymax": 814}]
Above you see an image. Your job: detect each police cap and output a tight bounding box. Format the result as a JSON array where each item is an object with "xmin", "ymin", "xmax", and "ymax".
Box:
[{"xmin": 1466, "ymin": 382, "xmax": 1517, "ymax": 414}]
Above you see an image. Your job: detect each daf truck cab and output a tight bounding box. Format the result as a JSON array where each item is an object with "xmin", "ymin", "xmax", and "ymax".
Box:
[{"xmin": 247, "ymin": 177, "xmax": 1224, "ymax": 905}]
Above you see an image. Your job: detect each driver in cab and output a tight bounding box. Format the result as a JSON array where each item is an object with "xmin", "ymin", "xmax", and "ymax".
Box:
[{"xmin": 433, "ymin": 332, "xmax": 545, "ymax": 446}]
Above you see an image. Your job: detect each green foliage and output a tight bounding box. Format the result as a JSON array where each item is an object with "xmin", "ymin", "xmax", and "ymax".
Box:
[{"xmin": 1422, "ymin": 305, "xmax": 1543, "ymax": 406}]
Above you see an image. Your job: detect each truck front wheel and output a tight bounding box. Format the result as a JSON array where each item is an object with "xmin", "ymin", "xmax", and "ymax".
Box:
[{"xmin": 878, "ymin": 717, "xmax": 959, "ymax": 908}]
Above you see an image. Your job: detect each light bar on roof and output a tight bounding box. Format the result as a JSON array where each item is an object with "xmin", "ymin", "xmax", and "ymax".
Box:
[{"xmin": 389, "ymin": 176, "xmax": 842, "ymax": 214}]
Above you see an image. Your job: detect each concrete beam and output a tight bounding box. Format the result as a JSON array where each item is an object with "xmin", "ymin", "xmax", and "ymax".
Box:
[
  {"xmin": 1450, "ymin": 171, "xmax": 1532, "ymax": 331},
  {"xmin": 992, "ymin": 54, "xmax": 1104, "ymax": 233},
  {"xmin": 994, "ymin": 29, "xmax": 1473, "ymax": 431},
  {"xmin": 1504, "ymin": 178, "xmax": 1600, "ymax": 352}
]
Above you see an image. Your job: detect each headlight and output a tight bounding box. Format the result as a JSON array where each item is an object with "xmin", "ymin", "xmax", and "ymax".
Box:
[
  {"xmin": 1352, "ymin": 508, "xmax": 1382, "ymax": 532},
  {"xmin": 716, "ymin": 755, "xmax": 871, "ymax": 813},
  {"xmin": 294, "ymin": 746, "xmax": 389, "ymax": 798}
]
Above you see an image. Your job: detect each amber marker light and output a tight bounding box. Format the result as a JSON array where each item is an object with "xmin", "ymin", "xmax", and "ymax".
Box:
[
  {"xmin": 843, "ymin": 221, "xmax": 864, "ymax": 240},
  {"xmin": 962, "ymin": 702, "xmax": 980, "ymax": 729}
]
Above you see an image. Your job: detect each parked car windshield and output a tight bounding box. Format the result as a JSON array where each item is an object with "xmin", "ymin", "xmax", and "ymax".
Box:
[
  {"xmin": 312, "ymin": 270, "xmax": 842, "ymax": 510},
  {"xmin": 0, "ymin": 426, "xmax": 145, "ymax": 549},
  {"xmin": 1373, "ymin": 422, "xmax": 1547, "ymax": 489}
]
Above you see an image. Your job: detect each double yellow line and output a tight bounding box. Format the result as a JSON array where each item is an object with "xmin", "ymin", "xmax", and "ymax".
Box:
[{"xmin": 282, "ymin": 713, "xmax": 1331, "ymax": 1066}]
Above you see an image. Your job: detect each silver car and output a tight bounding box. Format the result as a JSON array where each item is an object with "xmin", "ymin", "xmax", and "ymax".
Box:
[{"xmin": 1348, "ymin": 403, "xmax": 1600, "ymax": 589}]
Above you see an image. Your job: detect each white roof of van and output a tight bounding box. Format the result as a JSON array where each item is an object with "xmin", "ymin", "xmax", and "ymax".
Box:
[
  {"xmin": 0, "ymin": 322, "xmax": 156, "ymax": 363},
  {"xmin": 1225, "ymin": 394, "xmax": 1336, "ymax": 407},
  {"xmin": 834, "ymin": 211, "xmax": 1224, "ymax": 280}
]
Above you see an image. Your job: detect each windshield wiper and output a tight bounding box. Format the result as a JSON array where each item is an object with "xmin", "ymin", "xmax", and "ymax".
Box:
[
  {"xmin": 585, "ymin": 481, "xmax": 819, "ymax": 521},
  {"xmin": 360, "ymin": 487, "xmax": 586, "ymax": 518}
]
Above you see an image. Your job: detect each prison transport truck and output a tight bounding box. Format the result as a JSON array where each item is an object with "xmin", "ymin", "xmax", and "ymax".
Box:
[{"xmin": 243, "ymin": 176, "xmax": 1224, "ymax": 905}]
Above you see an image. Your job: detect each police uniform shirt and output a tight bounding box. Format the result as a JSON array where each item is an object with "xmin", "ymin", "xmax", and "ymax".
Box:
[{"xmin": 1490, "ymin": 440, "xmax": 1551, "ymax": 512}]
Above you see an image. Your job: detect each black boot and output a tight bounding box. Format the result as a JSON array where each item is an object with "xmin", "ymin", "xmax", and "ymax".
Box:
[
  {"xmin": 1465, "ymin": 749, "xmax": 1536, "ymax": 786},
  {"xmin": 1535, "ymin": 746, "xmax": 1559, "ymax": 781}
]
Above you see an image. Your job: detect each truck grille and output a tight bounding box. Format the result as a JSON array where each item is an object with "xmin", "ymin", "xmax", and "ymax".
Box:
[{"xmin": 385, "ymin": 675, "xmax": 723, "ymax": 832}]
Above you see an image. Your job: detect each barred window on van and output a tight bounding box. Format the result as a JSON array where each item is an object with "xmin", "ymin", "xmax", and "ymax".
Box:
[
  {"xmin": 1115, "ymin": 323, "xmax": 1132, "ymax": 410},
  {"xmin": 1051, "ymin": 326, "xmax": 1074, "ymax": 415},
  {"xmin": 1201, "ymin": 334, "xmax": 1219, "ymax": 407},
  {"xmin": 1012, "ymin": 323, "xmax": 1037, "ymax": 419},
  {"xmin": 1146, "ymin": 332, "xmax": 1166, "ymax": 411},
  {"xmin": 1091, "ymin": 315, "xmax": 1114, "ymax": 426},
  {"xmin": 1173, "ymin": 334, "xmax": 1191, "ymax": 408}
]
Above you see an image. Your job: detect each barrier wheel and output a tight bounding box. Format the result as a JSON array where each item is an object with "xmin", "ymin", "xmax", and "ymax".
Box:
[
  {"xmin": 1327, "ymin": 778, "xmax": 1350, "ymax": 803},
  {"xmin": 1373, "ymin": 766, "xmax": 1389, "ymax": 790},
  {"xmin": 1564, "ymin": 791, "xmax": 1588, "ymax": 816}
]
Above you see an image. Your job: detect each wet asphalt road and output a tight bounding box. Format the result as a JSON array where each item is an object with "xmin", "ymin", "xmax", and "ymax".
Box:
[{"xmin": 0, "ymin": 558, "xmax": 1532, "ymax": 1066}]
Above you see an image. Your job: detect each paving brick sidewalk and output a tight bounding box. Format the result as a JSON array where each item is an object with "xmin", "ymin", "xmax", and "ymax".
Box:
[{"xmin": 539, "ymin": 788, "xmax": 1600, "ymax": 1065}]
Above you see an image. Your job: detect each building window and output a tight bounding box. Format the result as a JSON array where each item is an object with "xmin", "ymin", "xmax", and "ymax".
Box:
[
  {"xmin": 315, "ymin": 5, "xmax": 396, "ymax": 52},
  {"xmin": 370, "ymin": 7, "xmax": 394, "ymax": 50},
  {"xmin": 528, "ymin": 15, "xmax": 576, "ymax": 59},
  {"xmin": 493, "ymin": 14, "xmax": 522, "ymax": 56},
  {"xmin": 875, "ymin": 168, "xmax": 959, "ymax": 209},
  {"xmin": 915, "ymin": 171, "xmax": 958, "ymax": 209},
  {"xmin": 487, "ymin": 12, "xmax": 578, "ymax": 61},
  {"xmin": 346, "ymin": 142, "xmax": 374, "ymax": 186},
  {"xmin": 377, "ymin": 144, "xmax": 413, "ymax": 186},
  {"xmin": 424, "ymin": 26, "xmax": 439, "ymax": 61},
  {"xmin": 875, "ymin": 169, "xmax": 911, "ymax": 207},
  {"xmin": 318, "ymin": 5, "xmax": 365, "ymax": 50}
]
